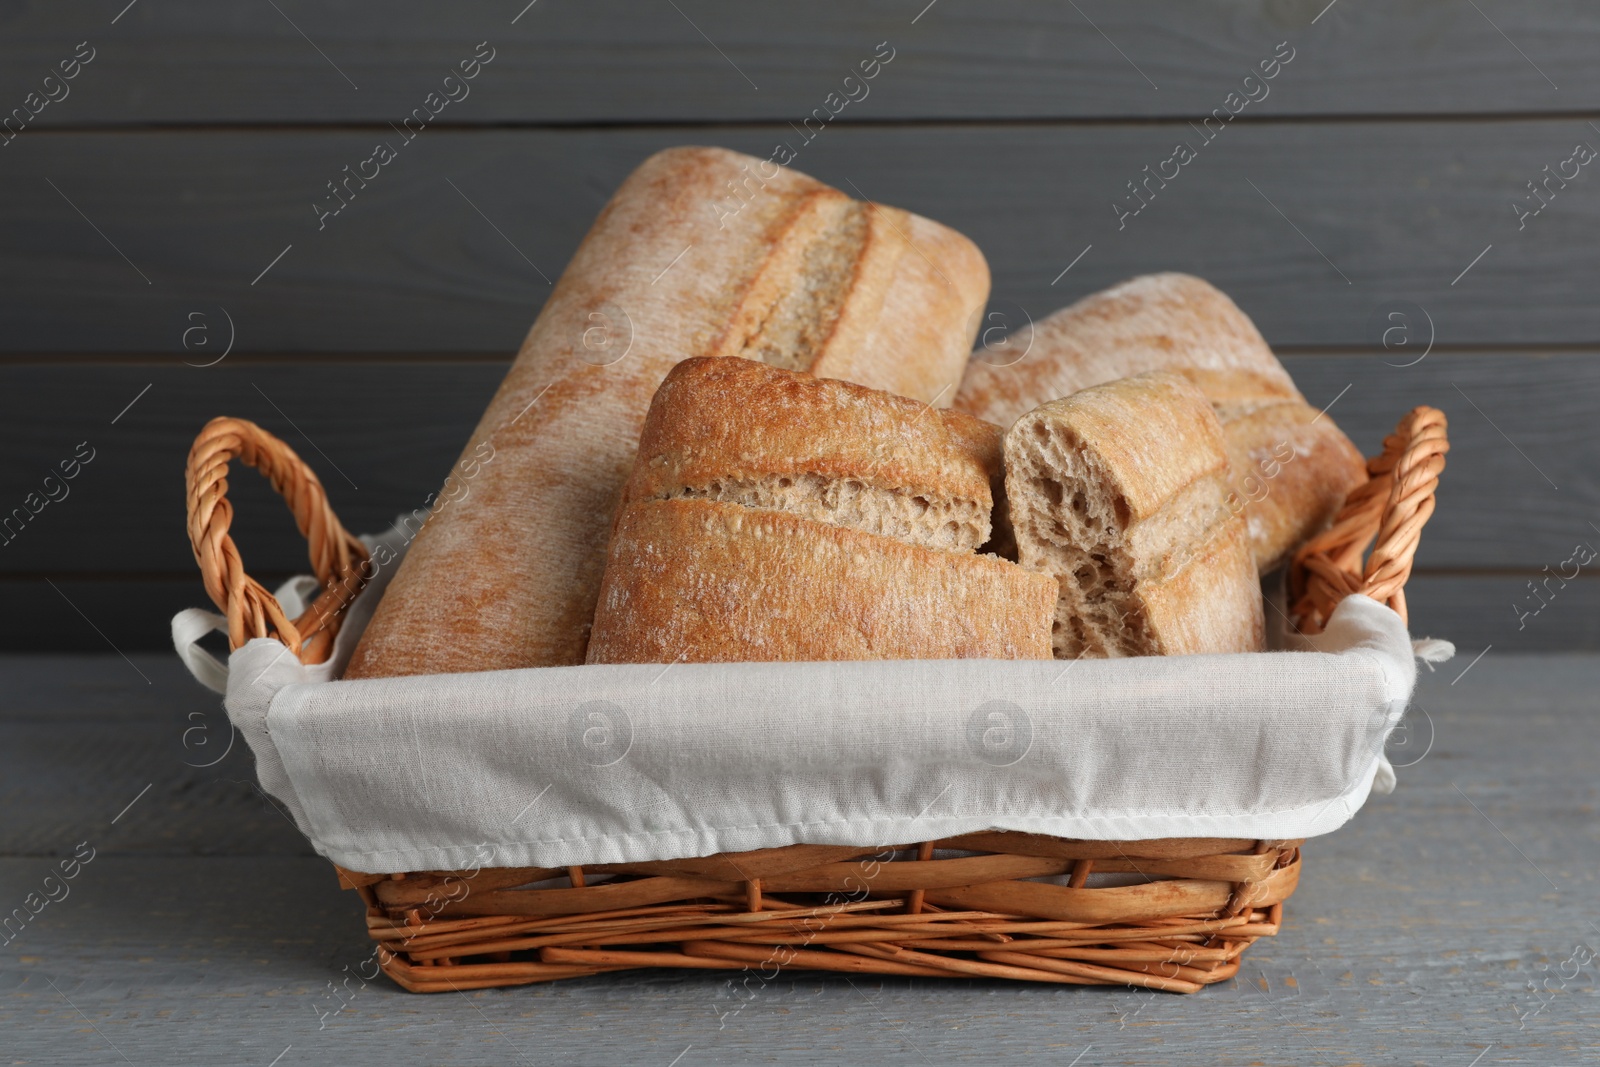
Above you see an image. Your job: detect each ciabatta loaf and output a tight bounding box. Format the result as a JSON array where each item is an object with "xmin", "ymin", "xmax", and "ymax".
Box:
[
  {"xmin": 955, "ymin": 273, "xmax": 1365, "ymax": 572},
  {"xmin": 587, "ymin": 359, "xmax": 1055, "ymax": 664},
  {"xmin": 1005, "ymin": 372, "xmax": 1265, "ymax": 659},
  {"xmin": 619, "ymin": 356, "xmax": 1002, "ymax": 553},
  {"xmin": 346, "ymin": 146, "xmax": 990, "ymax": 678}
]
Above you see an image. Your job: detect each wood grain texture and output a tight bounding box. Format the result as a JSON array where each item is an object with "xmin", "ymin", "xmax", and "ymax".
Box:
[
  {"xmin": 0, "ymin": 654, "xmax": 314, "ymax": 856},
  {"xmin": 5, "ymin": 121, "xmax": 1600, "ymax": 353},
  {"xmin": 1, "ymin": 2, "xmax": 1596, "ymax": 125},
  {"xmin": 0, "ymin": 362, "xmax": 500, "ymax": 578},
  {"xmin": 1, "ymin": 652, "xmax": 1596, "ymax": 1063}
]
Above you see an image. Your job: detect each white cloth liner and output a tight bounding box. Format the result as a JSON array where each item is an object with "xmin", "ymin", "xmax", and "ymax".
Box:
[{"xmin": 173, "ymin": 517, "xmax": 1453, "ymax": 874}]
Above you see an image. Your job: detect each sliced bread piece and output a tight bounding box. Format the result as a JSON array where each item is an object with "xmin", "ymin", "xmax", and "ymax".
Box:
[
  {"xmin": 587, "ymin": 358, "xmax": 1056, "ymax": 664},
  {"xmin": 586, "ymin": 498, "xmax": 1057, "ymax": 663},
  {"xmin": 621, "ymin": 356, "xmax": 1005, "ymax": 554},
  {"xmin": 1005, "ymin": 371, "xmax": 1265, "ymax": 659}
]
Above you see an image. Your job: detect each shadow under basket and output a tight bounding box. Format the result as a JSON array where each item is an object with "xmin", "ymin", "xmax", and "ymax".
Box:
[{"xmin": 183, "ymin": 405, "xmax": 1448, "ymax": 994}]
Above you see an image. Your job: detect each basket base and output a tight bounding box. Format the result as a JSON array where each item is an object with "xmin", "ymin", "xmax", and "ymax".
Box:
[{"xmin": 341, "ymin": 834, "xmax": 1301, "ymax": 994}]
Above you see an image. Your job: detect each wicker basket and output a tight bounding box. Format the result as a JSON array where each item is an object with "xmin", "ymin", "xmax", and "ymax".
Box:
[{"xmin": 183, "ymin": 405, "xmax": 1447, "ymax": 994}]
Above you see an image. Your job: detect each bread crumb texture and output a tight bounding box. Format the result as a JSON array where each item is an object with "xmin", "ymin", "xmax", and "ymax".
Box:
[{"xmin": 1005, "ymin": 372, "xmax": 1265, "ymax": 659}]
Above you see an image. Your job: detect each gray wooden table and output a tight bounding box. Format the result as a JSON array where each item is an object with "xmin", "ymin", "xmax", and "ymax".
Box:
[{"xmin": 2, "ymin": 651, "xmax": 1595, "ymax": 1066}]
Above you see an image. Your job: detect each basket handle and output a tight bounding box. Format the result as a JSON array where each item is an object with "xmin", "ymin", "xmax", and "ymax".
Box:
[
  {"xmin": 1288, "ymin": 405, "xmax": 1449, "ymax": 635},
  {"xmin": 185, "ymin": 416, "xmax": 370, "ymax": 663}
]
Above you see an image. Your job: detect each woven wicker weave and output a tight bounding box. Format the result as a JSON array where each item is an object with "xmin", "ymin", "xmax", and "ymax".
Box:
[{"xmin": 183, "ymin": 405, "xmax": 1447, "ymax": 993}]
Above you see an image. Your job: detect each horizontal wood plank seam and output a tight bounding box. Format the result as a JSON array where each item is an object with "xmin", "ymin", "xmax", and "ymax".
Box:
[{"xmin": 20, "ymin": 111, "xmax": 1600, "ymax": 134}]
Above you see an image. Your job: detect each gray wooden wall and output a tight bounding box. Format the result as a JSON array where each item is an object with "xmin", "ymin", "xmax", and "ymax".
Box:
[{"xmin": 3, "ymin": 1, "xmax": 1596, "ymax": 652}]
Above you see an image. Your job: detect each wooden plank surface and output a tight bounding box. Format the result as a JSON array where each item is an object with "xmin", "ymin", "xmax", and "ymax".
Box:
[
  {"xmin": 1, "ymin": 1, "xmax": 1596, "ymax": 125},
  {"xmin": 0, "ymin": 652, "xmax": 1595, "ymax": 1064},
  {"xmin": 0, "ymin": 654, "xmax": 316, "ymax": 856},
  {"xmin": 0, "ymin": 362, "xmax": 499, "ymax": 577},
  {"xmin": 5, "ymin": 121, "xmax": 1600, "ymax": 354}
]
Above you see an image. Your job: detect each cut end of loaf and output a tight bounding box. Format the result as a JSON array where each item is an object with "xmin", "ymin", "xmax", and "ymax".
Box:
[
  {"xmin": 1005, "ymin": 372, "xmax": 1264, "ymax": 659},
  {"xmin": 1009, "ymin": 413, "xmax": 1153, "ymax": 658}
]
